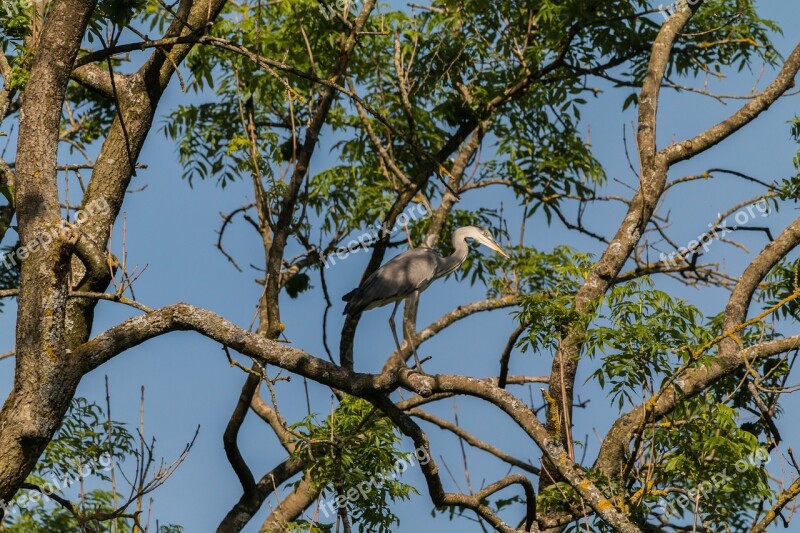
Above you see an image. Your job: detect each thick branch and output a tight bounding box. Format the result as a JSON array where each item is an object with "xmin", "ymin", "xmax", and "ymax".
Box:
[
  {"xmin": 542, "ymin": 1, "xmax": 701, "ymax": 484},
  {"xmin": 597, "ymin": 335, "xmax": 800, "ymax": 480},
  {"xmin": 223, "ymin": 374, "xmax": 260, "ymax": 497},
  {"xmin": 663, "ymin": 42, "xmax": 800, "ymax": 165},
  {"xmin": 258, "ymin": 475, "xmax": 320, "ymax": 533},
  {"xmin": 217, "ymin": 456, "xmax": 305, "ymax": 533},
  {"xmin": 75, "ymin": 303, "xmax": 400, "ymax": 394},
  {"xmin": 750, "ymin": 476, "xmax": 800, "ymax": 533},
  {"xmin": 722, "ymin": 217, "xmax": 800, "ymax": 343},
  {"xmin": 637, "ymin": 2, "xmax": 702, "ymax": 162},
  {"xmin": 0, "ymin": 0, "xmax": 98, "ymax": 505},
  {"xmin": 403, "ymin": 376, "xmax": 642, "ymax": 532}
]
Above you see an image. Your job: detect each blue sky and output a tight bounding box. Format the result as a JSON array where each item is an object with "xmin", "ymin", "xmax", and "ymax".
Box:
[{"xmin": 3, "ymin": 1, "xmax": 800, "ymax": 531}]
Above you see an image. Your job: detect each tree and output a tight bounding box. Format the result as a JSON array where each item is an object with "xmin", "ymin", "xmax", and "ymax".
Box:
[
  {"xmin": 1, "ymin": 391, "xmax": 192, "ymax": 532},
  {"xmin": 1, "ymin": 0, "xmax": 800, "ymax": 531}
]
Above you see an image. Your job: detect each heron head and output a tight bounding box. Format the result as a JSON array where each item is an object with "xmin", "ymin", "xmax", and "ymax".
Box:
[{"xmin": 462, "ymin": 226, "xmax": 509, "ymax": 258}]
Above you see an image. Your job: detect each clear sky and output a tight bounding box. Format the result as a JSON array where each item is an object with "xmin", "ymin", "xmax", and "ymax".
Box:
[{"xmin": 2, "ymin": 1, "xmax": 800, "ymax": 532}]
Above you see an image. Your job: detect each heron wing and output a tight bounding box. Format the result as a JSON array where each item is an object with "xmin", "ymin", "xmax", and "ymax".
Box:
[{"xmin": 343, "ymin": 248, "xmax": 438, "ymax": 315}]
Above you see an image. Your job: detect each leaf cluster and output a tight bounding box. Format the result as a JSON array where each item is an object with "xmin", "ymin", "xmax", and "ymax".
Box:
[
  {"xmin": 289, "ymin": 395, "xmax": 418, "ymax": 533},
  {"xmin": 586, "ymin": 279, "xmax": 710, "ymax": 409},
  {"xmin": 2, "ymin": 398, "xmax": 140, "ymax": 532},
  {"xmin": 515, "ymin": 245, "xmax": 594, "ymax": 352},
  {"xmin": 639, "ymin": 394, "xmax": 775, "ymax": 531}
]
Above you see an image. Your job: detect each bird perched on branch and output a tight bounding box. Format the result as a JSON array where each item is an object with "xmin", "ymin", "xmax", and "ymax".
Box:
[{"xmin": 343, "ymin": 225, "xmax": 508, "ymax": 371}]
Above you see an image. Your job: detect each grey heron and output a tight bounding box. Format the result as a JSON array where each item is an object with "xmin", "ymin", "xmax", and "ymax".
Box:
[{"xmin": 343, "ymin": 225, "xmax": 508, "ymax": 370}]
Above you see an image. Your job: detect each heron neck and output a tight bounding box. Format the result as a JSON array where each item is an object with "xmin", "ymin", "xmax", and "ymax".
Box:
[{"xmin": 435, "ymin": 230, "xmax": 470, "ymax": 278}]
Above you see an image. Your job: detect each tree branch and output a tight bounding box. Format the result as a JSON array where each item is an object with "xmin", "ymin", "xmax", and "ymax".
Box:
[
  {"xmin": 258, "ymin": 475, "xmax": 320, "ymax": 533},
  {"xmin": 542, "ymin": 0, "xmax": 702, "ymax": 483},
  {"xmin": 217, "ymin": 456, "xmax": 305, "ymax": 533},
  {"xmin": 250, "ymin": 388, "xmax": 296, "ymax": 454},
  {"xmin": 371, "ymin": 395, "xmax": 537, "ymax": 533},
  {"xmin": 408, "ymin": 407, "xmax": 540, "ymax": 475},
  {"xmin": 403, "ymin": 376, "xmax": 642, "ymax": 532},
  {"xmin": 597, "ymin": 335, "xmax": 800, "ymax": 481},
  {"xmin": 662, "ymin": 42, "xmax": 800, "ymax": 165},
  {"xmin": 223, "ymin": 373, "xmax": 259, "ymax": 498},
  {"xmin": 74, "ymin": 303, "xmax": 401, "ymax": 394},
  {"xmin": 382, "ymin": 296, "xmax": 520, "ymax": 372},
  {"xmin": 750, "ymin": 476, "xmax": 800, "ymax": 533}
]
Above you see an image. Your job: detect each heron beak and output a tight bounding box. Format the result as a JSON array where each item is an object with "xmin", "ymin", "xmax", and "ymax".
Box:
[{"xmin": 487, "ymin": 241, "xmax": 509, "ymax": 258}]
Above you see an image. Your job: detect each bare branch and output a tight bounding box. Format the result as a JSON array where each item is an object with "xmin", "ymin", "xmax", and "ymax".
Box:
[
  {"xmin": 74, "ymin": 303, "xmax": 400, "ymax": 393},
  {"xmin": 408, "ymin": 407, "xmax": 540, "ymax": 475},
  {"xmin": 382, "ymin": 295, "xmax": 520, "ymax": 371},
  {"xmin": 498, "ymin": 325, "xmax": 525, "ymax": 389},
  {"xmin": 250, "ymin": 388, "xmax": 296, "ymax": 453},
  {"xmin": 372, "ymin": 395, "xmax": 537, "ymax": 533},
  {"xmin": 218, "ymin": 456, "xmax": 305, "ymax": 532},
  {"xmin": 223, "ymin": 373, "xmax": 260, "ymax": 497},
  {"xmin": 663, "ymin": 42, "xmax": 800, "ymax": 165}
]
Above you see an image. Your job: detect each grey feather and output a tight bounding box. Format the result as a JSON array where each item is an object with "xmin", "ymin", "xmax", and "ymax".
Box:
[
  {"xmin": 343, "ymin": 248, "xmax": 438, "ymax": 316},
  {"xmin": 342, "ymin": 226, "xmax": 507, "ymax": 317}
]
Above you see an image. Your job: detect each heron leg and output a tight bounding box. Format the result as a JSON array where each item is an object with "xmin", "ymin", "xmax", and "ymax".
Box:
[
  {"xmin": 388, "ymin": 300, "xmax": 404, "ymax": 357},
  {"xmin": 389, "ymin": 299, "xmax": 422, "ymax": 372},
  {"xmin": 403, "ymin": 295, "xmax": 423, "ymax": 372}
]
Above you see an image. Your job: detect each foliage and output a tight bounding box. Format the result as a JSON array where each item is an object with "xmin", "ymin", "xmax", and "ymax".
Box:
[
  {"xmin": 515, "ymin": 246, "xmax": 594, "ymax": 351},
  {"xmin": 1, "ymin": 398, "xmax": 132, "ymax": 531},
  {"xmin": 585, "ymin": 279, "xmax": 711, "ymax": 409},
  {"xmin": 759, "ymin": 258, "xmax": 800, "ymax": 321},
  {"xmin": 1, "ymin": 0, "xmax": 118, "ymax": 151},
  {"xmin": 0, "ymin": 0, "xmax": 31, "ymax": 91},
  {"xmin": 38, "ymin": 397, "xmax": 135, "ymax": 482},
  {"xmin": 285, "ymin": 519, "xmax": 332, "ymax": 532},
  {"xmin": 1, "ymin": 397, "xmax": 182, "ymax": 533},
  {"xmin": 0, "ymin": 0, "xmax": 31, "ymax": 40},
  {"xmin": 575, "ymin": 278, "xmax": 787, "ymax": 530},
  {"xmin": 163, "ymin": 0, "xmax": 779, "ymax": 286},
  {"xmin": 3, "ymin": 490, "xmax": 131, "ymax": 533},
  {"xmin": 289, "ymin": 395, "xmax": 418, "ymax": 533},
  {"xmin": 640, "ymin": 394, "xmax": 775, "ymax": 532},
  {"xmin": 774, "ymin": 116, "xmax": 800, "ymax": 201},
  {"xmin": 0, "ymin": 243, "xmax": 19, "ymax": 311},
  {"xmin": 0, "ymin": 0, "xmax": 794, "ymax": 530}
]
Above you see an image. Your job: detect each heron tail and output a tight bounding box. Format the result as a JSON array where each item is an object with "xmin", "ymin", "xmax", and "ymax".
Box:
[
  {"xmin": 342, "ymin": 288, "xmax": 361, "ymax": 315},
  {"xmin": 342, "ymin": 288, "xmax": 357, "ymax": 302}
]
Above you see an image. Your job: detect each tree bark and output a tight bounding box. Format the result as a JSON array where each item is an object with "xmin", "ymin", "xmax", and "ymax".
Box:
[{"xmin": 0, "ymin": 0, "xmax": 97, "ymax": 504}]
